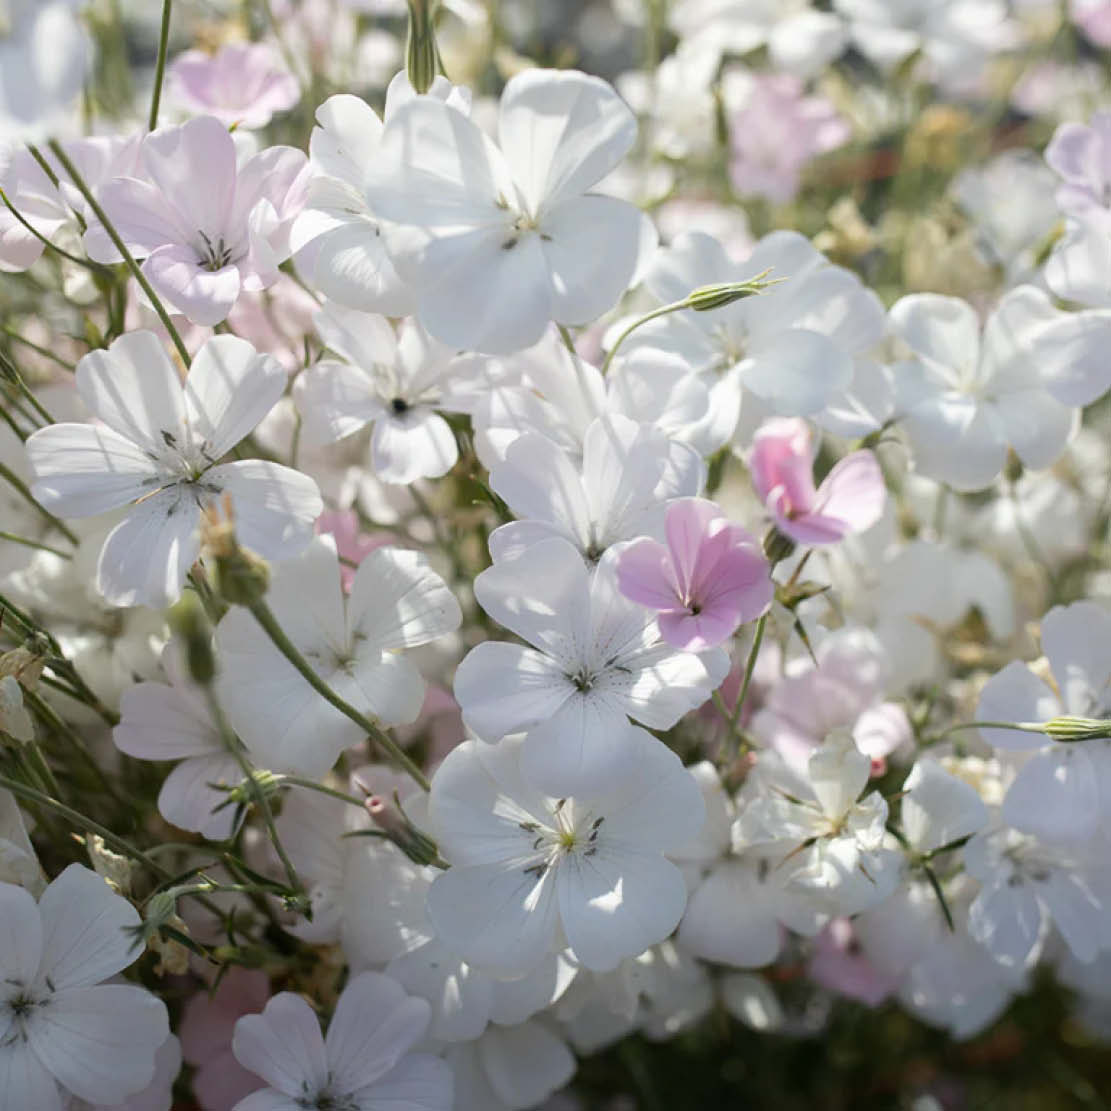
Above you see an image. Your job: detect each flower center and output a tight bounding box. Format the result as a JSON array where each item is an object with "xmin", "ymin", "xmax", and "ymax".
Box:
[
  {"xmin": 518, "ymin": 805, "xmax": 606, "ymax": 879},
  {"xmin": 197, "ymin": 230, "xmax": 237, "ymax": 272}
]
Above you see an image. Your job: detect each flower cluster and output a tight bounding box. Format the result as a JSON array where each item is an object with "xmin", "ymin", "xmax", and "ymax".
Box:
[{"xmin": 5, "ymin": 1, "xmax": 1111, "ymax": 1108}]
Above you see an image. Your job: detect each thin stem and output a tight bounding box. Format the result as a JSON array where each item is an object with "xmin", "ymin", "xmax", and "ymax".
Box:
[
  {"xmin": 149, "ymin": 1, "xmax": 173, "ymax": 131},
  {"xmin": 246, "ymin": 598, "xmax": 432, "ymax": 791},
  {"xmin": 0, "ymin": 350, "xmax": 57, "ymax": 426},
  {"xmin": 0, "ymin": 773, "xmax": 172, "ymax": 878},
  {"xmin": 47, "ymin": 140, "xmax": 193, "ymax": 368},
  {"xmin": 710, "ymin": 689, "xmax": 755, "ymax": 755},
  {"xmin": 730, "ymin": 613, "xmax": 767, "ymax": 740},
  {"xmin": 0, "ymin": 460, "xmax": 79, "ymax": 545},
  {"xmin": 3, "ymin": 326, "xmax": 77, "ymax": 372},
  {"xmin": 601, "ymin": 298, "xmax": 689, "ymax": 375},
  {"xmin": 278, "ymin": 775, "xmax": 367, "ymax": 809},
  {"xmin": 0, "ymin": 189, "xmax": 111, "ymax": 276},
  {"xmin": 0, "ymin": 532, "xmax": 70, "ymax": 559},
  {"xmin": 923, "ymin": 719, "xmax": 1049, "ymax": 745},
  {"xmin": 557, "ymin": 324, "xmax": 577, "ymax": 355},
  {"xmin": 202, "ymin": 686, "xmax": 302, "ymax": 895},
  {"xmin": 0, "ymin": 404, "xmax": 28, "ymax": 442}
]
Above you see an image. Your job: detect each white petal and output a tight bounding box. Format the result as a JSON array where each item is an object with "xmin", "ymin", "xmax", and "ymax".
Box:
[
  {"xmin": 889, "ymin": 293, "xmax": 981, "ymax": 370},
  {"xmin": 741, "ymin": 329, "xmax": 852, "ymax": 415},
  {"xmin": 347, "ymin": 547, "xmax": 462, "ymax": 652},
  {"xmin": 356, "ymin": 1053, "xmax": 453, "ymax": 1111},
  {"xmin": 299, "ymin": 220, "xmax": 414, "ymax": 316},
  {"xmin": 1002, "ymin": 747, "xmax": 1103, "ymax": 841},
  {"xmin": 157, "ymin": 753, "xmax": 242, "ymax": 840},
  {"xmin": 206, "ymin": 459, "xmax": 321, "ymax": 561},
  {"xmin": 426, "ymin": 860, "xmax": 560, "ymax": 977},
  {"xmin": 976, "ymin": 661, "xmax": 1059, "ymax": 751},
  {"xmin": 184, "ymin": 336, "xmax": 288, "ymax": 460},
  {"xmin": 27, "ymin": 983, "xmax": 168, "ymax": 1105},
  {"xmin": 679, "ymin": 862, "xmax": 784, "ymax": 968},
  {"xmin": 294, "ymin": 359, "xmax": 381, "ymax": 445},
  {"xmin": 539, "ymin": 194, "xmax": 643, "ymax": 326},
  {"xmin": 901, "ymin": 393, "xmax": 1006, "ymax": 492},
  {"xmin": 557, "ymin": 848, "xmax": 688, "ymax": 971},
  {"xmin": 232, "ymin": 992, "xmax": 329, "ymax": 1097},
  {"xmin": 1039, "ymin": 869, "xmax": 1104, "ymax": 964},
  {"xmin": 36, "ymin": 864, "xmax": 142, "ymax": 989},
  {"xmin": 0, "ymin": 1041, "xmax": 61, "ymax": 1111},
  {"xmin": 114, "ymin": 681, "xmax": 220, "ymax": 760},
  {"xmin": 477, "ymin": 1021, "xmax": 575, "ymax": 1109},
  {"xmin": 95, "ymin": 488, "xmax": 201, "ymax": 608},
  {"xmin": 74, "ymin": 331, "xmax": 188, "ymax": 457},
  {"xmin": 314, "ymin": 302, "xmax": 399, "ymax": 373},
  {"xmin": 385, "ymin": 940, "xmax": 493, "ymax": 1043},
  {"xmin": 901, "ymin": 759, "xmax": 988, "ymax": 854},
  {"xmin": 454, "ymin": 643, "xmax": 572, "ymax": 741},
  {"xmin": 1040, "ymin": 600, "xmax": 1111, "ymax": 716},
  {"xmin": 27, "ymin": 423, "xmax": 163, "ymax": 517},
  {"xmin": 498, "ymin": 68, "xmax": 636, "ymax": 211},
  {"xmin": 991, "ymin": 389, "xmax": 1075, "ymax": 471},
  {"xmin": 325, "ymin": 971, "xmax": 430, "ymax": 1092},
  {"xmin": 968, "ymin": 879, "xmax": 1044, "ymax": 970},
  {"xmin": 370, "ymin": 410, "xmax": 458, "ymax": 484},
  {"xmin": 0, "ymin": 881, "xmax": 41, "ymax": 982}
]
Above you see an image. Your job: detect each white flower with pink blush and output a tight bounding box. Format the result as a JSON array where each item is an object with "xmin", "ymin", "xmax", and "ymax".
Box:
[
  {"xmin": 749, "ymin": 418, "xmax": 885, "ymax": 545},
  {"xmin": 616, "ymin": 497, "xmax": 772, "ymax": 651},
  {"xmin": 167, "ymin": 42, "xmax": 300, "ymax": 130},
  {"xmin": 83, "ymin": 116, "xmax": 309, "ymax": 325},
  {"xmin": 26, "ymin": 331, "xmax": 322, "ymax": 609},
  {"xmin": 231, "ymin": 971, "xmax": 452, "ymax": 1111},
  {"xmin": 725, "ymin": 72, "xmax": 850, "ymax": 205}
]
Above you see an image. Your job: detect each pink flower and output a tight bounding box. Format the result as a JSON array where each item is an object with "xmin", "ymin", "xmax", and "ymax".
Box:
[
  {"xmin": 749, "ymin": 418, "xmax": 885, "ymax": 546},
  {"xmin": 84, "ymin": 116, "xmax": 309, "ymax": 325},
  {"xmin": 727, "ymin": 74, "xmax": 850, "ymax": 205},
  {"xmin": 168, "ymin": 42, "xmax": 300, "ymax": 130},
  {"xmin": 808, "ymin": 918, "xmax": 897, "ymax": 1007},
  {"xmin": 179, "ymin": 968, "xmax": 270, "ymax": 1110},
  {"xmin": 616, "ymin": 497, "xmax": 772, "ymax": 652},
  {"xmin": 315, "ymin": 509, "xmax": 394, "ymax": 591},
  {"xmin": 1072, "ymin": 0, "xmax": 1111, "ymax": 47}
]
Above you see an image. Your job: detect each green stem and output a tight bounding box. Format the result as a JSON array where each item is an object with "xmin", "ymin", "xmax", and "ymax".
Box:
[
  {"xmin": 0, "ymin": 460, "xmax": 79, "ymax": 545},
  {"xmin": 0, "ymin": 773, "xmax": 172, "ymax": 878},
  {"xmin": 2, "ymin": 326, "xmax": 77, "ymax": 372},
  {"xmin": 0, "ymin": 189, "xmax": 111, "ymax": 276},
  {"xmin": 0, "ymin": 532, "xmax": 70, "ymax": 559},
  {"xmin": 278, "ymin": 774, "xmax": 367, "ymax": 809},
  {"xmin": 202, "ymin": 686, "xmax": 302, "ymax": 895},
  {"xmin": 601, "ymin": 298, "xmax": 691, "ymax": 375},
  {"xmin": 557, "ymin": 324, "xmax": 577, "ymax": 355},
  {"xmin": 149, "ymin": 1, "xmax": 173, "ymax": 131},
  {"xmin": 246, "ymin": 598, "xmax": 432, "ymax": 791},
  {"xmin": 730, "ymin": 613, "xmax": 767, "ymax": 741},
  {"xmin": 923, "ymin": 719, "xmax": 1049, "ymax": 745},
  {"xmin": 47, "ymin": 141, "xmax": 192, "ymax": 368},
  {"xmin": 0, "ymin": 350, "xmax": 57, "ymax": 426}
]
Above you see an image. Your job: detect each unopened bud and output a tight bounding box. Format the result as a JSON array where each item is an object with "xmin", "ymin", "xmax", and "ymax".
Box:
[
  {"xmin": 762, "ymin": 527, "xmax": 796, "ymax": 565},
  {"xmin": 685, "ymin": 270, "xmax": 779, "ymax": 312},
  {"xmin": 405, "ymin": 0, "xmax": 441, "ymax": 95},
  {"xmin": 168, "ymin": 592, "xmax": 215, "ymax": 686},
  {"xmin": 366, "ymin": 792, "xmax": 445, "ymax": 868},
  {"xmin": 126, "ymin": 890, "xmax": 179, "ymax": 950},
  {"xmin": 1041, "ymin": 715, "xmax": 1111, "ymax": 742},
  {"xmin": 214, "ymin": 768, "xmax": 283, "ymax": 812},
  {"xmin": 0, "ymin": 638, "xmax": 48, "ymax": 686}
]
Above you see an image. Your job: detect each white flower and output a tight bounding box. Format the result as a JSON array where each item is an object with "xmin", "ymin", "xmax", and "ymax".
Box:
[
  {"xmin": 0, "ymin": 864, "xmax": 169, "ymax": 1108},
  {"xmin": 26, "ymin": 331, "xmax": 322, "ymax": 608},
  {"xmin": 294, "ymin": 303, "xmax": 506, "ymax": 484},
  {"xmin": 0, "ymin": 790, "xmax": 44, "ymax": 894},
  {"xmin": 443, "ymin": 1019, "xmax": 576, "ymax": 1111},
  {"xmin": 217, "ymin": 535, "xmax": 461, "ymax": 778},
  {"xmin": 291, "ymin": 72, "xmax": 470, "ymax": 314},
  {"xmin": 965, "ymin": 826, "xmax": 1104, "ymax": 969},
  {"xmin": 900, "ymin": 758, "xmax": 989, "ymax": 857},
  {"xmin": 889, "ymin": 287, "xmax": 1111, "ymax": 491},
  {"xmin": 668, "ymin": 0, "xmax": 847, "ymax": 80},
  {"xmin": 453, "ymin": 536, "xmax": 728, "ymax": 795},
  {"xmin": 739, "ymin": 733, "xmax": 901, "ymax": 918},
  {"xmin": 231, "ymin": 970, "xmax": 452, "ymax": 1111},
  {"xmin": 113, "ymin": 646, "xmax": 240, "ymax": 841},
  {"xmin": 0, "ymin": 1, "xmax": 90, "ymax": 139},
  {"xmin": 366, "ymin": 68, "xmax": 648, "ymax": 354},
  {"xmin": 977, "ymin": 600, "xmax": 1111, "ymax": 842},
  {"xmin": 487, "ymin": 413, "xmax": 703, "ymax": 563},
  {"xmin": 425, "ymin": 730, "xmax": 705, "ymax": 976},
  {"xmin": 71, "ymin": 1034, "xmax": 182, "ymax": 1111},
  {"xmin": 623, "ymin": 231, "xmax": 881, "ymax": 446}
]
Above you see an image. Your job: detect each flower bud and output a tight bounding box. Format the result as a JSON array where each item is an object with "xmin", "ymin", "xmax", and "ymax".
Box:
[
  {"xmin": 203, "ymin": 498, "xmax": 271, "ymax": 607},
  {"xmin": 1041, "ymin": 715, "xmax": 1111, "ymax": 742},
  {"xmin": 168, "ymin": 592, "xmax": 216, "ymax": 686},
  {"xmin": 685, "ymin": 270, "xmax": 777, "ymax": 312},
  {"xmin": 365, "ymin": 792, "xmax": 445, "ymax": 868},
  {"xmin": 406, "ymin": 0, "xmax": 441, "ymax": 95},
  {"xmin": 762, "ymin": 526, "xmax": 796, "ymax": 565}
]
